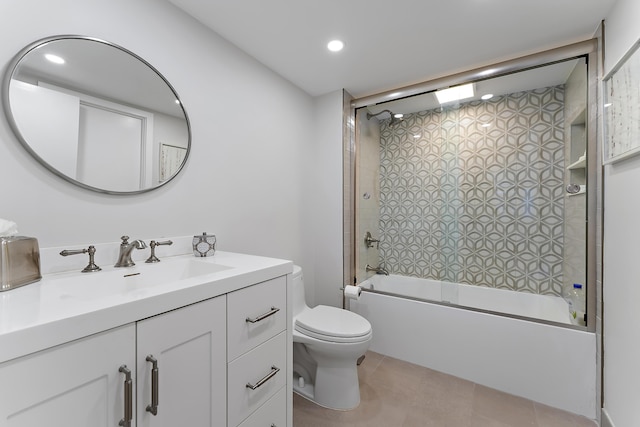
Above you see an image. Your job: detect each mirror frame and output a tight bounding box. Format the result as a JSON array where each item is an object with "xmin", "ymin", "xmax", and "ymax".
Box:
[{"xmin": 2, "ymin": 35, "xmax": 192, "ymax": 195}]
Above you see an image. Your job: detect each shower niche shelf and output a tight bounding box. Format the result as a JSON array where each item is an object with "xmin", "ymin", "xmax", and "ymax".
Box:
[{"xmin": 567, "ymin": 156, "xmax": 586, "ymax": 170}]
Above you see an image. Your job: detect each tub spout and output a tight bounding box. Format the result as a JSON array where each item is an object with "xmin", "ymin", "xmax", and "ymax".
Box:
[{"xmin": 366, "ymin": 264, "xmax": 389, "ymax": 275}]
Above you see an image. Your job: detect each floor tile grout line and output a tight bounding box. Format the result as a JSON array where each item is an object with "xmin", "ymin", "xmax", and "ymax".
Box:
[
  {"xmin": 363, "ymin": 353, "xmax": 385, "ymax": 374},
  {"xmin": 296, "ymin": 351, "xmax": 597, "ymax": 427},
  {"xmin": 532, "ymin": 401, "xmax": 541, "ymax": 427}
]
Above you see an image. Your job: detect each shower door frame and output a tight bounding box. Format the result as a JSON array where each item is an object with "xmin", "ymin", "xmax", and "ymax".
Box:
[{"xmin": 343, "ymin": 39, "xmax": 600, "ymax": 332}]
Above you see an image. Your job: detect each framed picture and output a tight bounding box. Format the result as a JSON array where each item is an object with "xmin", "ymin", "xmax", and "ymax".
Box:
[
  {"xmin": 603, "ymin": 38, "xmax": 640, "ymax": 165},
  {"xmin": 159, "ymin": 143, "xmax": 187, "ymax": 182}
]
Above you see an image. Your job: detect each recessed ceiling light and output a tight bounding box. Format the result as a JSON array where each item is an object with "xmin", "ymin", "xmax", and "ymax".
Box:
[
  {"xmin": 481, "ymin": 94, "xmax": 494, "ymax": 100},
  {"xmin": 413, "ymin": 134, "xmax": 421, "ymax": 138},
  {"xmin": 435, "ymin": 83, "xmax": 474, "ymax": 104},
  {"xmin": 45, "ymin": 54, "xmax": 65, "ymax": 64},
  {"xmin": 481, "ymin": 123, "xmax": 491, "ymax": 128},
  {"xmin": 327, "ymin": 40, "xmax": 344, "ymax": 52}
]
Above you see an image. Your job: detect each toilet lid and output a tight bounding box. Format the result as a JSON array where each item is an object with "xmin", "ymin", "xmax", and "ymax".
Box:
[{"xmin": 295, "ymin": 306, "xmax": 371, "ymax": 342}]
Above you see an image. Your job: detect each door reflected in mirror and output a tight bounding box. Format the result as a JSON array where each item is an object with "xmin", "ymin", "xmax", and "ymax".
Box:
[{"xmin": 2, "ymin": 36, "xmax": 191, "ymax": 194}]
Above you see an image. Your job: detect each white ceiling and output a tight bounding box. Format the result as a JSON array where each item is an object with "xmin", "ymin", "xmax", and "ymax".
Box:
[{"xmin": 167, "ymin": 0, "xmax": 615, "ymax": 99}]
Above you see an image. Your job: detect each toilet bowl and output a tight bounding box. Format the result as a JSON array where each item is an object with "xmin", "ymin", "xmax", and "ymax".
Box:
[{"xmin": 292, "ymin": 265, "xmax": 372, "ymax": 410}]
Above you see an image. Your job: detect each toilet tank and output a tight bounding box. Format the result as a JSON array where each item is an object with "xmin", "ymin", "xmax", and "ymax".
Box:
[{"xmin": 292, "ymin": 265, "xmax": 307, "ymax": 317}]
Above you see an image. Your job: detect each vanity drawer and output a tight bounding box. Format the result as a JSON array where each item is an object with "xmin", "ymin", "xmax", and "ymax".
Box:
[
  {"xmin": 227, "ymin": 276, "xmax": 286, "ymax": 360},
  {"xmin": 237, "ymin": 387, "xmax": 286, "ymax": 427},
  {"xmin": 228, "ymin": 331, "xmax": 286, "ymax": 427}
]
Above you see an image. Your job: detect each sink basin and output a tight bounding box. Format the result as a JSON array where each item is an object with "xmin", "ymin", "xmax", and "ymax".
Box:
[
  {"xmin": 46, "ymin": 257, "xmax": 232, "ymax": 301},
  {"xmin": 123, "ymin": 257, "xmax": 231, "ymax": 283}
]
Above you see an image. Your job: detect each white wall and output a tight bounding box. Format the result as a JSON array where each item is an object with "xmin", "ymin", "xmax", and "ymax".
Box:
[
  {"xmin": 304, "ymin": 90, "xmax": 344, "ymax": 308},
  {"xmin": 602, "ymin": 0, "xmax": 640, "ymax": 426},
  {"xmin": 9, "ymin": 81, "xmax": 80, "ymax": 177},
  {"xmin": 0, "ymin": 0, "xmax": 315, "ymax": 273}
]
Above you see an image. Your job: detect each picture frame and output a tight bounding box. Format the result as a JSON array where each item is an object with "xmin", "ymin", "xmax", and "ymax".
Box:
[
  {"xmin": 159, "ymin": 143, "xmax": 187, "ymax": 182},
  {"xmin": 603, "ymin": 37, "xmax": 640, "ymax": 165}
]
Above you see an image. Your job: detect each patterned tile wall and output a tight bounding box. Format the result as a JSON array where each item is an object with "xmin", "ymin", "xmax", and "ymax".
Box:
[{"xmin": 378, "ymin": 86, "xmax": 566, "ymax": 296}]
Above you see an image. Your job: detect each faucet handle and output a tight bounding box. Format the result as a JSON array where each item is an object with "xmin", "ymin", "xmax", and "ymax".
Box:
[
  {"xmin": 364, "ymin": 232, "xmax": 380, "ymax": 249},
  {"xmin": 120, "ymin": 236, "xmax": 130, "ymax": 244},
  {"xmin": 60, "ymin": 245, "xmax": 102, "ymax": 273},
  {"xmin": 145, "ymin": 240, "xmax": 173, "ymax": 263}
]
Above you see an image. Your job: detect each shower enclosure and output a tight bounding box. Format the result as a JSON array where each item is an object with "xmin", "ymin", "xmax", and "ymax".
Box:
[{"xmin": 347, "ymin": 40, "xmax": 598, "ymax": 329}]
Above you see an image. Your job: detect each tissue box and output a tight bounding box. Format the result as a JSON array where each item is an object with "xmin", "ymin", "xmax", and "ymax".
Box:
[{"xmin": 0, "ymin": 236, "xmax": 41, "ymax": 291}]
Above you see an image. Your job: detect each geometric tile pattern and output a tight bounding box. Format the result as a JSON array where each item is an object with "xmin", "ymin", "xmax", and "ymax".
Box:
[{"xmin": 379, "ymin": 86, "xmax": 565, "ymax": 296}]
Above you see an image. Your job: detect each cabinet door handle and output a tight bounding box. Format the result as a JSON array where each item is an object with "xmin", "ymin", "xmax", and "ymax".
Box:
[
  {"xmin": 118, "ymin": 365, "xmax": 133, "ymax": 427},
  {"xmin": 246, "ymin": 307, "xmax": 280, "ymax": 323},
  {"xmin": 246, "ymin": 365, "xmax": 280, "ymax": 390},
  {"xmin": 146, "ymin": 355, "xmax": 159, "ymax": 416}
]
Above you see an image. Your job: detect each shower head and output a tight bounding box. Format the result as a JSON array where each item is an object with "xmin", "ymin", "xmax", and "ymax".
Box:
[{"xmin": 366, "ymin": 109, "xmax": 404, "ymax": 127}]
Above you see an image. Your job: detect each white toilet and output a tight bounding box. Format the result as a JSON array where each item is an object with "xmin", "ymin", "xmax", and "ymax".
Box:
[{"xmin": 292, "ymin": 265, "xmax": 372, "ymax": 410}]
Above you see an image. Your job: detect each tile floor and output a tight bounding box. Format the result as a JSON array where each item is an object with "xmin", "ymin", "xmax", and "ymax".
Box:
[{"xmin": 293, "ymin": 351, "xmax": 596, "ymax": 427}]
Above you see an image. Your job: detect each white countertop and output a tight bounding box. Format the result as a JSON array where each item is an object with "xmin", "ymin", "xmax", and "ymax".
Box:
[{"xmin": 0, "ymin": 251, "xmax": 292, "ymax": 364}]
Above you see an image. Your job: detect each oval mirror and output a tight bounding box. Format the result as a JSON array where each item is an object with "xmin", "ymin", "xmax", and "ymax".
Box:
[{"xmin": 2, "ymin": 35, "xmax": 191, "ymax": 194}]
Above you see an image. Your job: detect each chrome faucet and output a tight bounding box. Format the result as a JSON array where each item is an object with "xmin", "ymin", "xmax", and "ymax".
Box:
[
  {"xmin": 366, "ymin": 264, "xmax": 389, "ymax": 275},
  {"xmin": 115, "ymin": 236, "xmax": 147, "ymax": 267}
]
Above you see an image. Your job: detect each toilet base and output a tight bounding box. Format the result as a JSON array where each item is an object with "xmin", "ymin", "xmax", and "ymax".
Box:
[
  {"xmin": 292, "ymin": 372, "xmax": 317, "ymax": 402},
  {"xmin": 292, "ymin": 365, "xmax": 361, "ymax": 410}
]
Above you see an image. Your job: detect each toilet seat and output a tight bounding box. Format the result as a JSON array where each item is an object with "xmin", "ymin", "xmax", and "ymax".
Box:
[{"xmin": 295, "ymin": 306, "xmax": 372, "ymax": 343}]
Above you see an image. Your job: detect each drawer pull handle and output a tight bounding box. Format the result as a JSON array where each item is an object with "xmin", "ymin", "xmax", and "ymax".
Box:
[
  {"xmin": 246, "ymin": 307, "xmax": 280, "ymax": 323},
  {"xmin": 118, "ymin": 365, "xmax": 133, "ymax": 427},
  {"xmin": 246, "ymin": 365, "xmax": 280, "ymax": 390},
  {"xmin": 146, "ymin": 355, "xmax": 159, "ymax": 416}
]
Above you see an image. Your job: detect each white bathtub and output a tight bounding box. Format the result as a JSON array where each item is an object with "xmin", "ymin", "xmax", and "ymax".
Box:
[
  {"xmin": 359, "ymin": 274, "xmax": 574, "ymax": 324},
  {"xmin": 350, "ymin": 274, "xmax": 596, "ymax": 419}
]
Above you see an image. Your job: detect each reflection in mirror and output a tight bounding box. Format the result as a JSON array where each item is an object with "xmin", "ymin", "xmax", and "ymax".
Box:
[
  {"xmin": 356, "ymin": 56, "xmax": 590, "ymax": 326},
  {"xmin": 2, "ymin": 36, "xmax": 190, "ymax": 194}
]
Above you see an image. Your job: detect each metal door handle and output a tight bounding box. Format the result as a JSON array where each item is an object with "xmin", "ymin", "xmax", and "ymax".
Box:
[
  {"xmin": 118, "ymin": 365, "xmax": 132, "ymax": 427},
  {"xmin": 246, "ymin": 307, "xmax": 280, "ymax": 323},
  {"xmin": 246, "ymin": 366, "xmax": 280, "ymax": 390},
  {"xmin": 146, "ymin": 355, "xmax": 159, "ymax": 415}
]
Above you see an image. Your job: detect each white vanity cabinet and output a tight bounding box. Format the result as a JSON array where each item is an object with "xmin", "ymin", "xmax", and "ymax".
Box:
[
  {"xmin": 0, "ymin": 296, "xmax": 226, "ymax": 427},
  {"xmin": 0, "ymin": 324, "xmax": 137, "ymax": 427},
  {"xmin": 227, "ymin": 276, "xmax": 287, "ymax": 427},
  {"xmin": 137, "ymin": 296, "xmax": 227, "ymax": 427},
  {"xmin": 0, "ymin": 251, "xmax": 292, "ymax": 427}
]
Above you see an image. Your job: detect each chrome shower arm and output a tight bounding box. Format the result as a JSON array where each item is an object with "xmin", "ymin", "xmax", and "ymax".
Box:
[{"xmin": 366, "ymin": 109, "xmax": 394, "ymax": 120}]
